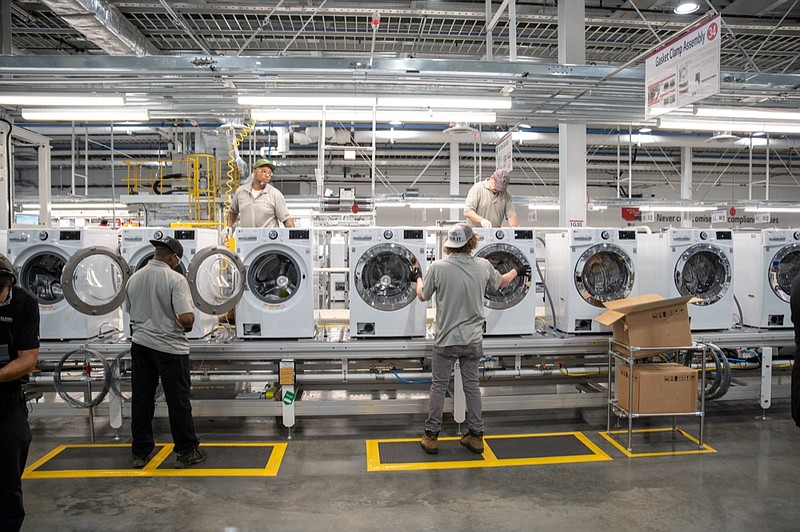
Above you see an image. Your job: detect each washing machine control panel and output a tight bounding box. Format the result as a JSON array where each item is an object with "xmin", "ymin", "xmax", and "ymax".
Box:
[
  {"xmin": 383, "ymin": 229, "xmax": 394, "ymax": 240},
  {"xmin": 174, "ymin": 230, "xmax": 196, "ymax": 240},
  {"xmin": 38, "ymin": 231, "xmax": 49, "ymax": 241},
  {"xmin": 600, "ymin": 230, "xmax": 610, "ymax": 240},
  {"xmin": 403, "ymin": 229, "xmax": 424, "ymax": 240},
  {"xmin": 514, "ymin": 229, "xmax": 534, "ymax": 240},
  {"xmin": 59, "ymin": 230, "xmax": 81, "ymax": 241},
  {"xmin": 289, "ymin": 229, "xmax": 310, "ymax": 240},
  {"xmin": 716, "ymin": 231, "xmax": 732, "ymax": 240},
  {"xmin": 268, "ymin": 230, "xmax": 278, "ymax": 240}
]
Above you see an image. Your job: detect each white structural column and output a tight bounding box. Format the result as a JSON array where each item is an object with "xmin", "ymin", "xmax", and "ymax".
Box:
[
  {"xmin": 681, "ymin": 146, "xmax": 692, "ymax": 228},
  {"xmin": 557, "ymin": 1, "xmax": 586, "ymax": 227},
  {"xmin": 450, "ymin": 139, "xmax": 460, "ymax": 220}
]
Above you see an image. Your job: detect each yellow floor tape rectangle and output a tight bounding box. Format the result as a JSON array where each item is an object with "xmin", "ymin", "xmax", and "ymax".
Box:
[
  {"xmin": 366, "ymin": 431, "xmax": 612, "ymax": 472},
  {"xmin": 599, "ymin": 427, "xmax": 717, "ymax": 458},
  {"xmin": 23, "ymin": 443, "xmax": 287, "ymax": 479}
]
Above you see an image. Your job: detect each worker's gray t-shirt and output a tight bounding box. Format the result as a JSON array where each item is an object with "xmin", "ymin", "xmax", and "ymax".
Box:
[
  {"xmin": 230, "ymin": 182, "xmax": 291, "ymax": 228},
  {"xmin": 126, "ymin": 260, "xmax": 194, "ymax": 355},
  {"xmin": 420, "ymin": 253, "xmax": 503, "ymax": 347},
  {"xmin": 464, "ymin": 179, "xmax": 517, "ymax": 227}
]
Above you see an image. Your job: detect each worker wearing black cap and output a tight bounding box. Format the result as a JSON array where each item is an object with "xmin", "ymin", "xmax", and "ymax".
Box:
[
  {"xmin": 125, "ymin": 236, "xmax": 207, "ymax": 469},
  {"xmin": 0, "ymin": 254, "xmax": 39, "ymax": 532},
  {"xmin": 224, "ymin": 158, "xmax": 295, "ymax": 238}
]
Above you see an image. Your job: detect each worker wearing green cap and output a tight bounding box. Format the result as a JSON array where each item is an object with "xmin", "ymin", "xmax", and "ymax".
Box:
[{"xmin": 225, "ymin": 158, "xmax": 295, "ymax": 235}]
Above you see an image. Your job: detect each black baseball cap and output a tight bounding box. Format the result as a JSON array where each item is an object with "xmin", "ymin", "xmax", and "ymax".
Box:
[
  {"xmin": 149, "ymin": 236, "xmax": 184, "ymax": 259},
  {"xmin": 0, "ymin": 254, "xmax": 16, "ymax": 285}
]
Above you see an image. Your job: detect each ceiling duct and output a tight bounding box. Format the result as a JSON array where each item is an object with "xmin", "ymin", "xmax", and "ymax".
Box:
[
  {"xmin": 443, "ymin": 123, "xmax": 479, "ymax": 136},
  {"xmin": 706, "ymin": 131, "xmax": 741, "ymax": 143},
  {"xmin": 38, "ymin": 0, "xmax": 158, "ymax": 55}
]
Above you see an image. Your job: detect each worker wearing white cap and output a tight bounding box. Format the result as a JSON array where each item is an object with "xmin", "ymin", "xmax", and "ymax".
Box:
[
  {"xmin": 224, "ymin": 158, "xmax": 295, "ymax": 237},
  {"xmin": 463, "ymin": 169, "xmax": 518, "ymax": 228},
  {"xmin": 411, "ymin": 223, "xmax": 530, "ymax": 455}
]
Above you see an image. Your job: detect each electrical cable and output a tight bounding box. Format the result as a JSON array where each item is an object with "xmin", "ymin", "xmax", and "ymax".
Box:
[
  {"xmin": 53, "ymin": 348, "xmax": 110, "ymax": 408},
  {"xmin": 535, "ymin": 235, "xmax": 559, "ymax": 334},
  {"xmin": 107, "ymin": 349, "xmax": 132, "ymax": 401}
]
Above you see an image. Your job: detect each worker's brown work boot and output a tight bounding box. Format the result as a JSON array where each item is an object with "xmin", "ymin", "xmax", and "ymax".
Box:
[
  {"xmin": 460, "ymin": 432, "xmax": 484, "ymax": 454},
  {"xmin": 419, "ymin": 432, "xmax": 439, "ymax": 454}
]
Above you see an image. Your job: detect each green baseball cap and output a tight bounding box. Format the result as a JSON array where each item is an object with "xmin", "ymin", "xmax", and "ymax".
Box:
[{"xmin": 254, "ymin": 158, "xmax": 277, "ymax": 171}]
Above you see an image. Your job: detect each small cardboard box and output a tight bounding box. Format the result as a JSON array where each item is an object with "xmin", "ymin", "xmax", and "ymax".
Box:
[
  {"xmin": 596, "ymin": 294, "xmax": 693, "ymax": 357},
  {"xmin": 618, "ymin": 363, "xmax": 698, "ymax": 414}
]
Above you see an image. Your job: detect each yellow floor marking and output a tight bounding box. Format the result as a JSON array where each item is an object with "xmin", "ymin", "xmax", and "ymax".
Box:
[
  {"xmin": 599, "ymin": 427, "xmax": 717, "ymax": 458},
  {"xmin": 23, "ymin": 442, "xmax": 287, "ymax": 479}
]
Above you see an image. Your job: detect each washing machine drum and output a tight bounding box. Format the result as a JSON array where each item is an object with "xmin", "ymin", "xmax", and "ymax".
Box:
[
  {"xmin": 769, "ymin": 244, "xmax": 800, "ymax": 302},
  {"xmin": 354, "ymin": 243, "xmax": 417, "ymax": 311},
  {"xmin": 674, "ymin": 244, "xmax": 731, "ymax": 305},
  {"xmin": 20, "ymin": 251, "xmax": 67, "ymax": 305},
  {"xmin": 246, "ymin": 250, "xmax": 303, "ymax": 304},
  {"xmin": 476, "ymin": 243, "xmax": 531, "ymax": 309},
  {"xmin": 574, "ymin": 244, "xmax": 635, "ymax": 307}
]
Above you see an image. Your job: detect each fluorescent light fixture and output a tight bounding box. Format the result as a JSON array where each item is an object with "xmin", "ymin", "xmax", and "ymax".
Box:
[
  {"xmin": 657, "ymin": 118, "xmax": 800, "ymax": 134},
  {"xmin": 638, "ymin": 127, "xmax": 653, "ymax": 133},
  {"xmin": 21, "ymin": 108, "xmax": 149, "ymax": 122},
  {"xmin": 639, "ymin": 205, "xmax": 718, "ymax": 212},
  {"xmin": 240, "ymin": 95, "xmax": 511, "ymax": 110},
  {"xmin": 527, "ymin": 203, "xmax": 560, "ymax": 210},
  {"xmin": 252, "ymin": 109, "xmax": 496, "ymax": 124},
  {"xmin": 409, "ymin": 202, "xmax": 465, "ymax": 209},
  {"xmin": 375, "ymin": 201, "xmax": 410, "ymax": 208},
  {"xmin": 587, "ymin": 204, "xmax": 608, "ymax": 211},
  {"xmin": 22, "ymin": 202, "xmax": 128, "ymax": 210},
  {"xmin": 377, "ymin": 96, "xmax": 511, "ymax": 109},
  {"xmin": 239, "ymin": 95, "xmax": 375, "ymax": 107},
  {"xmin": 695, "ymin": 107, "xmax": 800, "ymax": 121},
  {"xmin": 744, "ymin": 206, "xmax": 800, "ymax": 213},
  {"xmin": 0, "ymin": 93, "xmax": 125, "ymax": 106},
  {"xmin": 674, "ymin": 2, "xmax": 700, "ymax": 14}
]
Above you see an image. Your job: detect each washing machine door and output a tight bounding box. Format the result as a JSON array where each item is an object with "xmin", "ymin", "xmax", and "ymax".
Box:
[
  {"xmin": 17, "ymin": 249, "xmax": 69, "ymax": 306},
  {"xmin": 574, "ymin": 243, "xmax": 635, "ymax": 307},
  {"xmin": 187, "ymin": 246, "xmax": 245, "ymax": 315},
  {"xmin": 61, "ymin": 246, "xmax": 132, "ymax": 316},
  {"xmin": 475, "ymin": 243, "xmax": 531, "ymax": 309},
  {"xmin": 354, "ymin": 243, "xmax": 417, "ymax": 311},
  {"xmin": 674, "ymin": 243, "xmax": 731, "ymax": 305},
  {"xmin": 769, "ymin": 244, "xmax": 800, "ymax": 303}
]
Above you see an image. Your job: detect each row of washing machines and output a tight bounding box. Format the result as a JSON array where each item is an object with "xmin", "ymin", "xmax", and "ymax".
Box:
[{"xmin": 1, "ymin": 226, "xmax": 799, "ymax": 341}]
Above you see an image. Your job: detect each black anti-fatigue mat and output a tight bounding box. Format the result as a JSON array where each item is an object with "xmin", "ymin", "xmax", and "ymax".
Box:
[
  {"xmin": 487, "ymin": 434, "xmax": 596, "ymax": 460},
  {"xmin": 155, "ymin": 445, "xmax": 273, "ymax": 469},
  {"xmin": 378, "ymin": 440, "xmax": 485, "ymax": 464},
  {"xmin": 34, "ymin": 444, "xmax": 167, "ymax": 471}
]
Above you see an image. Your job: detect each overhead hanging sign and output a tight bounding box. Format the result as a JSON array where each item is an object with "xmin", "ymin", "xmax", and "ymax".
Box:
[
  {"xmin": 496, "ymin": 132, "xmax": 513, "ymax": 173},
  {"xmin": 645, "ymin": 14, "xmax": 721, "ymax": 119}
]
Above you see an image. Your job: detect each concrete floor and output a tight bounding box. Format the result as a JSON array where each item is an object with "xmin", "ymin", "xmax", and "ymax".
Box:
[{"xmin": 21, "ymin": 402, "xmax": 800, "ymax": 532}]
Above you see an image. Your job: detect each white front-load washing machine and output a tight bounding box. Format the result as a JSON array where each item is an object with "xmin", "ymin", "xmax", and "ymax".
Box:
[
  {"xmin": 349, "ymin": 227, "xmax": 427, "ymax": 338},
  {"xmin": 235, "ymin": 227, "xmax": 315, "ymax": 339},
  {"xmin": 7, "ymin": 228, "xmax": 130, "ymax": 340},
  {"xmin": 733, "ymin": 229, "xmax": 800, "ymax": 328},
  {"xmin": 639, "ymin": 228, "xmax": 734, "ymax": 331},
  {"xmin": 474, "ymin": 227, "xmax": 537, "ymax": 335},
  {"xmin": 120, "ymin": 227, "xmax": 219, "ymax": 339},
  {"xmin": 545, "ymin": 228, "xmax": 638, "ymax": 334}
]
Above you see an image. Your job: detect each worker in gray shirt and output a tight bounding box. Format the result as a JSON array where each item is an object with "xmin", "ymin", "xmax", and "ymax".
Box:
[
  {"xmin": 411, "ymin": 223, "xmax": 530, "ymax": 454},
  {"xmin": 126, "ymin": 236, "xmax": 207, "ymax": 469},
  {"xmin": 464, "ymin": 169, "xmax": 518, "ymax": 228},
  {"xmin": 224, "ymin": 158, "xmax": 295, "ymax": 239}
]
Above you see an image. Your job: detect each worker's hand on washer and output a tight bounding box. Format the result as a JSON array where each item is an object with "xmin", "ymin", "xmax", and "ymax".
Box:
[{"xmin": 480, "ymin": 219, "xmax": 492, "ymax": 229}]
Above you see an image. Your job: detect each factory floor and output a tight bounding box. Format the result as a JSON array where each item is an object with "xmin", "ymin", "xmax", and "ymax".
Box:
[{"xmin": 21, "ymin": 402, "xmax": 800, "ymax": 532}]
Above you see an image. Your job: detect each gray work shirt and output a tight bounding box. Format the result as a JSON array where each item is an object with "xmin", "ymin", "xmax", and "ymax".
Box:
[
  {"xmin": 126, "ymin": 260, "xmax": 194, "ymax": 355},
  {"xmin": 464, "ymin": 179, "xmax": 517, "ymax": 227},
  {"xmin": 420, "ymin": 253, "xmax": 503, "ymax": 347},
  {"xmin": 230, "ymin": 182, "xmax": 291, "ymax": 228}
]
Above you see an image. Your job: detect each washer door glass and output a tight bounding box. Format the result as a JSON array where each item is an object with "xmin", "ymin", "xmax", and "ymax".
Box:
[
  {"xmin": 20, "ymin": 251, "xmax": 68, "ymax": 305},
  {"xmin": 674, "ymin": 243, "xmax": 731, "ymax": 305},
  {"xmin": 187, "ymin": 246, "xmax": 245, "ymax": 315},
  {"xmin": 574, "ymin": 244, "xmax": 635, "ymax": 307},
  {"xmin": 61, "ymin": 247, "xmax": 131, "ymax": 315},
  {"xmin": 247, "ymin": 249, "xmax": 303, "ymax": 304},
  {"xmin": 354, "ymin": 243, "xmax": 416, "ymax": 311},
  {"xmin": 769, "ymin": 244, "xmax": 800, "ymax": 303},
  {"xmin": 475, "ymin": 243, "xmax": 531, "ymax": 310}
]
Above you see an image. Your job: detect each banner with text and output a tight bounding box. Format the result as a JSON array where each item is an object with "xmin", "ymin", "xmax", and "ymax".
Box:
[{"xmin": 645, "ymin": 14, "xmax": 721, "ymax": 119}]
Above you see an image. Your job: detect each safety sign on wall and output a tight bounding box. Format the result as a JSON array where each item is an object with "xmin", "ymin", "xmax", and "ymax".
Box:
[
  {"xmin": 495, "ymin": 132, "xmax": 513, "ymax": 173},
  {"xmin": 645, "ymin": 14, "xmax": 721, "ymax": 119}
]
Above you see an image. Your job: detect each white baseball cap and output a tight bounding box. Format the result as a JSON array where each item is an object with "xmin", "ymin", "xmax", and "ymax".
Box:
[{"xmin": 444, "ymin": 223, "xmax": 474, "ymax": 248}]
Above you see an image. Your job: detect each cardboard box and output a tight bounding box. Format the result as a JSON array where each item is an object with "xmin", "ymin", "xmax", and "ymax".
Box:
[
  {"xmin": 618, "ymin": 363, "xmax": 698, "ymax": 414},
  {"xmin": 595, "ymin": 294, "xmax": 693, "ymax": 357}
]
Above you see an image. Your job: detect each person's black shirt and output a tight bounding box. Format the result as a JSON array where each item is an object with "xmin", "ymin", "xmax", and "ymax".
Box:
[{"xmin": 0, "ymin": 287, "xmax": 40, "ymax": 393}]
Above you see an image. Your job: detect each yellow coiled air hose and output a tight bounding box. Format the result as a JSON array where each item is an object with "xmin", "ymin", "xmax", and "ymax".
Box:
[{"xmin": 224, "ymin": 121, "xmax": 254, "ymax": 248}]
